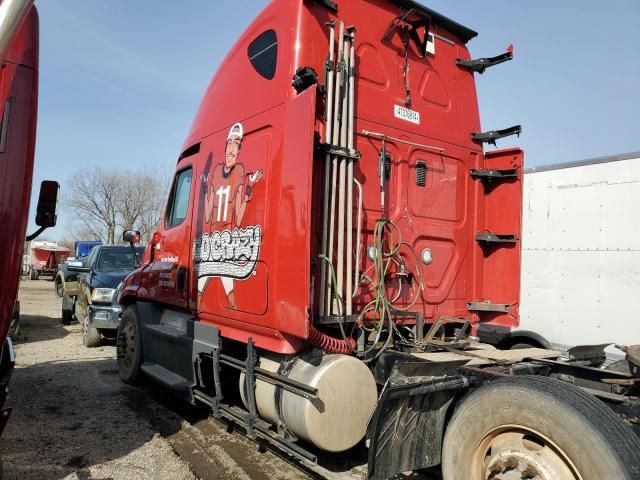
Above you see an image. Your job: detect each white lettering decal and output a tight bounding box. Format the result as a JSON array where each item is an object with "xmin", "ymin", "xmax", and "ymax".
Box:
[
  {"xmin": 215, "ymin": 185, "xmax": 230, "ymax": 222},
  {"xmin": 193, "ymin": 225, "xmax": 261, "ymax": 280}
]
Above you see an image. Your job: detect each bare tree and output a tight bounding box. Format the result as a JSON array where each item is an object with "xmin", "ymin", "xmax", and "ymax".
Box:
[
  {"xmin": 67, "ymin": 169, "xmax": 120, "ymax": 244},
  {"xmin": 119, "ymin": 170, "xmax": 168, "ymax": 240},
  {"xmin": 65, "ymin": 167, "xmax": 168, "ymax": 245}
]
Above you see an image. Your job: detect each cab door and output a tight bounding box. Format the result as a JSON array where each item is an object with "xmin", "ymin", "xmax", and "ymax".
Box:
[{"xmin": 145, "ymin": 164, "xmax": 195, "ymax": 310}]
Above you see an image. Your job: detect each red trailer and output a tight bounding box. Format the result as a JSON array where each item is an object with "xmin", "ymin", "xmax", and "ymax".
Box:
[
  {"xmin": 29, "ymin": 241, "xmax": 70, "ymax": 280},
  {"xmin": 117, "ymin": 1, "xmax": 640, "ymax": 478}
]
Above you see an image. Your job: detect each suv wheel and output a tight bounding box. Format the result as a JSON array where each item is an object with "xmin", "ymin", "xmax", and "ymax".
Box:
[
  {"xmin": 82, "ymin": 316, "xmax": 101, "ymax": 348},
  {"xmin": 61, "ymin": 295, "xmax": 75, "ymax": 325}
]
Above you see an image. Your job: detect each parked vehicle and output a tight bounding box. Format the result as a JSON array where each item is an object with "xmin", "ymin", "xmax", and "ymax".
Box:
[
  {"xmin": 55, "ymin": 241, "xmax": 102, "ymax": 324},
  {"xmin": 117, "ymin": 1, "xmax": 640, "ymax": 478},
  {"xmin": 0, "ymin": 0, "xmax": 59, "ymax": 438},
  {"xmin": 29, "ymin": 241, "xmax": 69, "ymax": 280},
  {"xmin": 69, "ymin": 245, "xmax": 144, "ymax": 347},
  {"xmin": 73, "ymin": 240, "xmax": 102, "ymax": 259},
  {"xmin": 57, "ymin": 259, "xmax": 83, "ymax": 324}
]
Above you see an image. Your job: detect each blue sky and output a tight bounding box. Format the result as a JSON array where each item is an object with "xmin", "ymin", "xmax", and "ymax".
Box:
[{"xmin": 31, "ymin": 1, "xmax": 640, "ymax": 239}]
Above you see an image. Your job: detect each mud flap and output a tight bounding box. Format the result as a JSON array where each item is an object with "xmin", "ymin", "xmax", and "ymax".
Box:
[{"xmin": 367, "ymin": 360, "xmax": 469, "ymax": 480}]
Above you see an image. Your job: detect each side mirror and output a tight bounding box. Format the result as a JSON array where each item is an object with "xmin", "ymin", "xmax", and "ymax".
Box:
[
  {"xmin": 35, "ymin": 180, "xmax": 59, "ymax": 227},
  {"xmin": 67, "ymin": 265, "xmax": 91, "ymax": 273},
  {"xmin": 123, "ymin": 230, "xmax": 141, "ymax": 245},
  {"xmin": 26, "ymin": 180, "xmax": 60, "ymax": 241},
  {"xmin": 68, "ymin": 261, "xmax": 83, "ymax": 268}
]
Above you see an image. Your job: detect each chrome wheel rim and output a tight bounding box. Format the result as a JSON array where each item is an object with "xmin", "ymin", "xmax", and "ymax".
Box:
[{"xmin": 472, "ymin": 426, "xmax": 581, "ymax": 480}]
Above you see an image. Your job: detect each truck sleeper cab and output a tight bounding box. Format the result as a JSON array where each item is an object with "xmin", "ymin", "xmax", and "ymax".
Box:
[{"xmin": 117, "ymin": 1, "xmax": 640, "ymax": 479}]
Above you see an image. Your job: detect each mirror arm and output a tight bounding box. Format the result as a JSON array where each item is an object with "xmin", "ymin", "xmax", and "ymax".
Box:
[{"xmin": 26, "ymin": 226, "xmax": 48, "ymax": 242}]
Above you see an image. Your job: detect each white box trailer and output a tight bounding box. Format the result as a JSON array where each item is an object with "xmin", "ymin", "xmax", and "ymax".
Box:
[{"xmin": 512, "ymin": 152, "xmax": 640, "ymax": 356}]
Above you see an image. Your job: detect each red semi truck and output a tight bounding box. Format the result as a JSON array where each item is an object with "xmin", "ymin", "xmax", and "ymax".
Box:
[
  {"xmin": 117, "ymin": 1, "xmax": 640, "ymax": 478},
  {"xmin": 0, "ymin": 0, "xmax": 58, "ymax": 436}
]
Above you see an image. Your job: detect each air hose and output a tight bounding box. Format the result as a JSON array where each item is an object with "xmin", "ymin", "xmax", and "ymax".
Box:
[
  {"xmin": 310, "ymin": 220, "xmax": 423, "ymax": 356},
  {"xmin": 308, "ymin": 323, "xmax": 356, "ymax": 354},
  {"xmin": 308, "ymin": 255, "xmax": 356, "ymax": 354},
  {"xmin": 356, "ymin": 218, "xmax": 423, "ymax": 361}
]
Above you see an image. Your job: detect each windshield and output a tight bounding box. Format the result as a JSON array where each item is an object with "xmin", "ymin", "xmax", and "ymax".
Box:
[{"xmin": 96, "ymin": 247, "xmax": 144, "ymax": 272}]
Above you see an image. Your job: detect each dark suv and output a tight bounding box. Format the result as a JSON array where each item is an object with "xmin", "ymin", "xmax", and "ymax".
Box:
[{"xmin": 69, "ymin": 245, "xmax": 144, "ymax": 347}]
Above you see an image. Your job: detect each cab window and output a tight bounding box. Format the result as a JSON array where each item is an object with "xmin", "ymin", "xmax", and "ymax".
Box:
[
  {"xmin": 84, "ymin": 247, "xmax": 98, "ymax": 267},
  {"xmin": 165, "ymin": 168, "xmax": 193, "ymax": 228},
  {"xmin": 248, "ymin": 29, "xmax": 277, "ymax": 80}
]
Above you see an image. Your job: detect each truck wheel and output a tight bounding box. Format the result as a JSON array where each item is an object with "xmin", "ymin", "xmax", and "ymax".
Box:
[
  {"xmin": 55, "ymin": 277, "xmax": 64, "ymax": 297},
  {"xmin": 442, "ymin": 376, "xmax": 640, "ymax": 480},
  {"xmin": 9, "ymin": 302, "xmax": 20, "ymax": 337},
  {"xmin": 82, "ymin": 316, "xmax": 101, "ymax": 348},
  {"xmin": 117, "ymin": 305, "xmax": 142, "ymax": 385},
  {"xmin": 61, "ymin": 295, "xmax": 74, "ymax": 325},
  {"xmin": 29, "ymin": 269, "xmax": 36, "ymax": 280}
]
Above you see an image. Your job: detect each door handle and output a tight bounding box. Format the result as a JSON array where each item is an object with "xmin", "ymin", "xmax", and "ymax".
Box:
[{"xmin": 176, "ymin": 266, "xmax": 187, "ymax": 291}]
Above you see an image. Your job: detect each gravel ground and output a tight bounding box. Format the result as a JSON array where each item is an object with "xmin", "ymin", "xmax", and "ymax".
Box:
[
  {"xmin": 0, "ymin": 279, "xmax": 198, "ymax": 480},
  {"xmin": 0, "ymin": 279, "xmax": 440, "ymax": 480}
]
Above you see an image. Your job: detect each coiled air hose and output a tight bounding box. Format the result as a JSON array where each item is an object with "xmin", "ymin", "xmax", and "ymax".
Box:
[
  {"xmin": 308, "ymin": 323, "xmax": 356, "ymax": 354},
  {"xmin": 308, "ymin": 255, "xmax": 356, "ymax": 354}
]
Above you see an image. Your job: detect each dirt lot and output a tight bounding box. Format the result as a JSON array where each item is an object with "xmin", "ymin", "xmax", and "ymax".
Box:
[{"xmin": 0, "ymin": 280, "xmax": 439, "ymax": 480}]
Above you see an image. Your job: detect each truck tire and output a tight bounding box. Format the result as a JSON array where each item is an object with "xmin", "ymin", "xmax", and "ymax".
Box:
[
  {"xmin": 82, "ymin": 316, "xmax": 101, "ymax": 348},
  {"xmin": 442, "ymin": 376, "xmax": 640, "ymax": 480},
  {"xmin": 9, "ymin": 302, "xmax": 20, "ymax": 337},
  {"xmin": 55, "ymin": 276, "xmax": 64, "ymax": 297},
  {"xmin": 117, "ymin": 305, "xmax": 142, "ymax": 385},
  {"xmin": 61, "ymin": 294, "xmax": 74, "ymax": 325},
  {"xmin": 29, "ymin": 269, "xmax": 36, "ymax": 280}
]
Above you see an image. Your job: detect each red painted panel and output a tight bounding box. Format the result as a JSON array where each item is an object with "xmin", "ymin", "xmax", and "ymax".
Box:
[
  {"xmin": 143, "ymin": 163, "xmax": 195, "ymax": 310},
  {"xmin": 351, "ymin": 120, "xmax": 478, "ymax": 321},
  {"xmin": 0, "ymin": 7, "xmax": 39, "ymax": 342},
  {"xmin": 473, "ymin": 148, "xmax": 524, "ymax": 327},
  {"xmin": 184, "ymin": 0, "xmax": 297, "ymax": 148}
]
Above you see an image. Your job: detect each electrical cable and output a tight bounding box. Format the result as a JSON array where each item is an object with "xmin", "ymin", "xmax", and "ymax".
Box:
[{"xmin": 353, "ymin": 218, "xmax": 425, "ymax": 360}]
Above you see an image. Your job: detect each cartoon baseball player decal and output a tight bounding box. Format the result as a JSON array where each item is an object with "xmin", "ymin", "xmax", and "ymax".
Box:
[{"xmin": 195, "ymin": 122, "xmax": 264, "ymax": 309}]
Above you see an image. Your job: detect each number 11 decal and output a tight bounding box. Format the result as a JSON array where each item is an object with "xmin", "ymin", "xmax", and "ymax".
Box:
[{"xmin": 216, "ymin": 185, "xmax": 230, "ymax": 222}]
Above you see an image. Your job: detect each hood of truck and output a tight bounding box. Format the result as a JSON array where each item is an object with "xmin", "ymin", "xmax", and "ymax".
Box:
[{"xmin": 91, "ymin": 270, "xmax": 132, "ymax": 289}]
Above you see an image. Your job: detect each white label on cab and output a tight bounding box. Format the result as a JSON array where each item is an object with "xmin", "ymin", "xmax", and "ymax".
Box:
[{"xmin": 394, "ymin": 105, "xmax": 420, "ymax": 125}]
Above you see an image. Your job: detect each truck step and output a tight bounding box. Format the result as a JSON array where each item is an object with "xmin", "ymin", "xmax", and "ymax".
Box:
[
  {"xmin": 142, "ymin": 322, "xmax": 185, "ymax": 341},
  {"xmin": 140, "ymin": 363, "xmax": 192, "ymax": 391}
]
